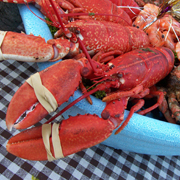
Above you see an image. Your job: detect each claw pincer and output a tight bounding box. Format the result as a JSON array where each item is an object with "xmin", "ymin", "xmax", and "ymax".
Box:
[
  {"xmin": 0, "ymin": 31, "xmax": 78, "ymax": 62},
  {"xmin": 6, "ymin": 59, "xmax": 83, "ymax": 130},
  {"xmin": 7, "ymin": 97, "xmax": 127, "ymax": 161},
  {"xmin": 6, "ymin": 114, "xmax": 115, "ymax": 161}
]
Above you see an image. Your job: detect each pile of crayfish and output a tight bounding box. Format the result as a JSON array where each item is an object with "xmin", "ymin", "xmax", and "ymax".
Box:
[{"xmin": 1, "ymin": 0, "xmax": 180, "ymax": 161}]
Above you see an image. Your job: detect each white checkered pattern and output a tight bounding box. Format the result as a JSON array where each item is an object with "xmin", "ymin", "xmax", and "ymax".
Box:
[{"xmin": 1, "ymin": 60, "xmax": 180, "ymax": 179}]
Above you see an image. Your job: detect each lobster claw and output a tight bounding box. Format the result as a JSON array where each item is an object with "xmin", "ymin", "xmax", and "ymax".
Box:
[
  {"xmin": 6, "ymin": 99, "xmax": 127, "ymax": 161},
  {"xmin": 0, "ymin": 31, "xmax": 79, "ymax": 62},
  {"xmin": 6, "ymin": 115, "xmax": 115, "ymax": 161},
  {"xmin": 47, "ymin": 37, "xmax": 79, "ymax": 61},
  {"xmin": 6, "ymin": 59, "xmax": 83, "ymax": 130}
]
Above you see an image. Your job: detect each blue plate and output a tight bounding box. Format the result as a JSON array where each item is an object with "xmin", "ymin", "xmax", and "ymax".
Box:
[{"xmin": 18, "ymin": 4, "xmax": 180, "ymax": 155}]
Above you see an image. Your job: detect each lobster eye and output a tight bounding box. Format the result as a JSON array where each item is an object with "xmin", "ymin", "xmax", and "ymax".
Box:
[
  {"xmin": 69, "ymin": 17, "xmax": 74, "ymax": 22},
  {"xmin": 75, "ymin": 28, "xmax": 80, "ymax": 34},
  {"xmin": 81, "ymin": 67, "xmax": 90, "ymax": 76},
  {"xmin": 109, "ymin": 64, "xmax": 115, "ymax": 69},
  {"xmin": 117, "ymin": 73, "xmax": 123, "ymax": 78}
]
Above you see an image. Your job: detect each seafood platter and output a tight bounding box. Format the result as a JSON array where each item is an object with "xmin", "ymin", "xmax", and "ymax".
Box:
[{"xmin": 1, "ymin": 0, "xmax": 180, "ymax": 161}]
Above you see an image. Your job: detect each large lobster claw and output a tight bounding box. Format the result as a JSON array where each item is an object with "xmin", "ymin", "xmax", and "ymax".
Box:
[
  {"xmin": 6, "ymin": 115, "xmax": 115, "ymax": 161},
  {"xmin": 0, "ymin": 31, "xmax": 79, "ymax": 62},
  {"xmin": 6, "ymin": 99, "xmax": 127, "ymax": 161},
  {"xmin": 6, "ymin": 59, "xmax": 84, "ymax": 130}
]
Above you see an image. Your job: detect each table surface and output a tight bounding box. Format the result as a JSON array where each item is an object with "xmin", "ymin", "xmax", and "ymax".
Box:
[{"xmin": 1, "ymin": 60, "xmax": 180, "ymax": 180}]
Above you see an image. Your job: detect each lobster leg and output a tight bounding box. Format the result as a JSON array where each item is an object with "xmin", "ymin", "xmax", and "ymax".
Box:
[
  {"xmin": 138, "ymin": 90, "xmax": 164, "ymax": 115},
  {"xmin": 158, "ymin": 88, "xmax": 176, "ymax": 124},
  {"xmin": 104, "ymin": 85, "xmax": 166, "ymax": 133},
  {"xmin": 92, "ymin": 50, "xmax": 123, "ymax": 63},
  {"xmin": 6, "ymin": 98, "xmax": 127, "ymax": 161},
  {"xmin": 115, "ymin": 99, "xmax": 145, "ymax": 134},
  {"xmin": 102, "ymin": 85, "xmax": 144, "ymax": 102}
]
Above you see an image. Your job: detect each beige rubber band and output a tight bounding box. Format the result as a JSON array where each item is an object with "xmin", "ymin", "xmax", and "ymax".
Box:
[
  {"xmin": 52, "ymin": 123, "xmax": 64, "ymax": 159},
  {"xmin": 42, "ymin": 123, "xmax": 64, "ymax": 161},
  {"xmin": 42, "ymin": 124, "xmax": 56, "ymax": 161},
  {"xmin": 26, "ymin": 72, "xmax": 58, "ymax": 113},
  {"xmin": 0, "ymin": 31, "xmax": 7, "ymax": 61}
]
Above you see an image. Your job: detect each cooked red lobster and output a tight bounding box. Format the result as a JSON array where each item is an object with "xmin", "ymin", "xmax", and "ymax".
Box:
[{"xmin": 6, "ymin": 47, "xmax": 174, "ymax": 161}]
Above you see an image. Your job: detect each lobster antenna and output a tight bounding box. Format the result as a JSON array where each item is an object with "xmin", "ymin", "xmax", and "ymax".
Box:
[
  {"xmin": 49, "ymin": 0, "xmax": 72, "ymax": 38},
  {"xmin": 45, "ymin": 87, "xmax": 100, "ymax": 124},
  {"xmin": 25, "ymin": 3, "xmax": 57, "ymax": 27},
  {"xmin": 168, "ymin": 17, "xmax": 180, "ymax": 42},
  {"xmin": 78, "ymin": 38, "xmax": 98, "ymax": 74},
  {"xmin": 43, "ymin": 0, "xmax": 61, "ymax": 27},
  {"xmin": 86, "ymin": 76, "xmax": 110, "ymax": 92},
  {"xmin": 117, "ymin": 6, "xmax": 142, "ymax": 15},
  {"xmin": 45, "ymin": 81, "xmax": 112, "ymax": 124},
  {"xmin": 47, "ymin": 0, "xmax": 100, "ymax": 73},
  {"xmin": 165, "ymin": 18, "xmax": 173, "ymax": 41},
  {"xmin": 61, "ymin": 12, "xmax": 132, "ymax": 25}
]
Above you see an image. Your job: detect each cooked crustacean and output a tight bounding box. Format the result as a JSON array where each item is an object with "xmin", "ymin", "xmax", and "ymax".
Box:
[
  {"xmin": 158, "ymin": 64, "xmax": 180, "ymax": 124},
  {"xmin": 6, "ymin": 47, "xmax": 174, "ymax": 161},
  {"xmin": 133, "ymin": 2, "xmax": 180, "ymax": 60}
]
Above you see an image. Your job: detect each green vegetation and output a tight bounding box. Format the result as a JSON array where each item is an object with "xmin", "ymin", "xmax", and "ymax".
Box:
[
  {"xmin": 45, "ymin": 18, "xmax": 58, "ymax": 36},
  {"xmin": 173, "ymin": 50, "xmax": 178, "ymax": 61},
  {"xmin": 32, "ymin": 175, "xmax": 39, "ymax": 180},
  {"xmin": 83, "ymin": 79, "xmax": 106, "ymax": 100}
]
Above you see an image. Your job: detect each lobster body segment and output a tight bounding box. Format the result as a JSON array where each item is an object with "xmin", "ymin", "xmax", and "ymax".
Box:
[
  {"xmin": 73, "ymin": 0, "xmax": 132, "ymax": 25},
  {"xmin": 107, "ymin": 47, "xmax": 174, "ymax": 92},
  {"xmin": 1, "ymin": 20, "xmax": 150, "ymax": 62},
  {"xmin": 1, "ymin": 0, "xmax": 132, "ymax": 26},
  {"xmin": 109, "ymin": 0, "xmax": 141, "ymax": 19},
  {"xmin": 63, "ymin": 20, "xmax": 150, "ymax": 55}
]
